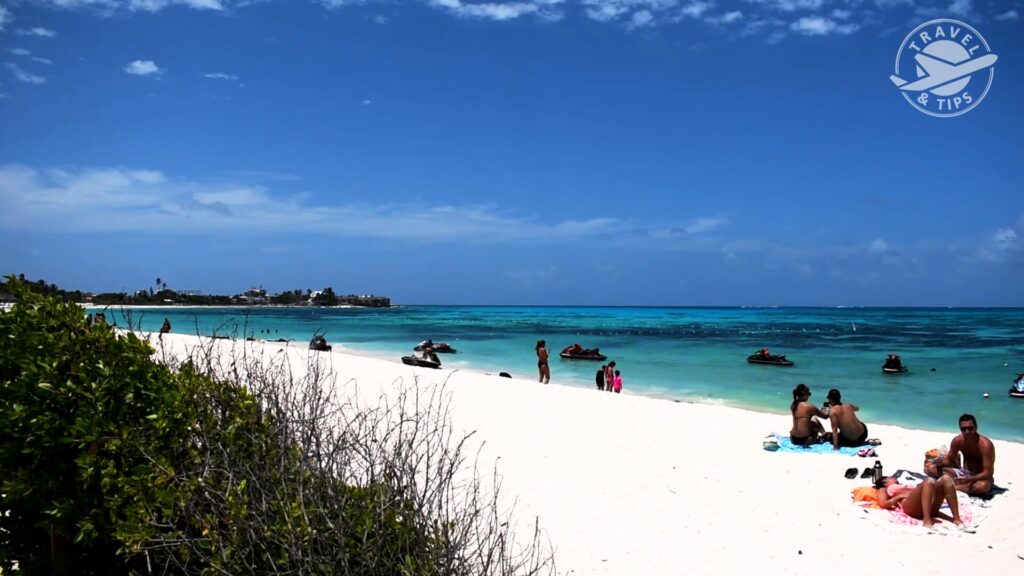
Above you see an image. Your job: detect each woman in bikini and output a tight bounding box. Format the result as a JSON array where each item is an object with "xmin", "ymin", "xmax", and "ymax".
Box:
[
  {"xmin": 789, "ymin": 383, "xmax": 827, "ymax": 446},
  {"xmin": 875, "ymin": 476, "xmax": 971, "ymax": 531},
  {"xmin": 536, "ymin": 340, "xmax": 550, "ymax": 384}
]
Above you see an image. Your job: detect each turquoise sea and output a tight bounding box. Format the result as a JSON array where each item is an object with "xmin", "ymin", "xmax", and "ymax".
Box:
[{"xmin": 120, "ymin": 306, "xmax": 1024, "ymax": 442}]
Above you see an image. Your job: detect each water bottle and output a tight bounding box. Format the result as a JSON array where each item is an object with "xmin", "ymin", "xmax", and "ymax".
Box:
[{"xmin": 872, "ymin": 460, "xmax": 884, "ymax": 486}]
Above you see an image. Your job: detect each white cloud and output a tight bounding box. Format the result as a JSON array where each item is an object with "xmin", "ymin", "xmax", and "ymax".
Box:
[
  {"xmin": 204, "ymin": 72, "xmax": 239, "ymax": 80},
  {"xmin": 868, "ymin": 238, "xmax": 888, "ymax": 254},
  {"xmin": 669, "ymin": 217, "xmax": 727, "ymax": 235},
  {"xmin": 583, "ymin": 0, "xmax": 629, "ymax": 22},
  {"xmin": 32, "ymin": 57, "xmax": 53, "ymax": 65},
  {"xmin": 124, "ymin": 59, "xmax": 162, "ymax": 76},
  {"xmin": 975, "ymin": 225, "xmax": 1020, "ymax": 263},
  {"xmin": 681, "ymin": 1, "xmax": 714, "ymax": 18},
  {"xmin": 6, "ymin": 63, "xmax": 46, "ymax": 84},
  {"xmin": 18, "ymin": 26, "xmax": 57, "ymax": 37},
  {"xmin": 0, "ymin": 164, "xmax": 626, "ymax": 243},
  {"xmin": 715, "ymin": 10, "xmax": 743, "ymax": 23},
  {"xmin": 790, "ymin": 16, "xmax": 858, "ymax": 36},
  {"xmin": 0, "ymin": 4, "xmax": 10, "ymax": 32},
  {"xmin": 373, "ymin": 14, "xmax": 389, "ymax": 24},
  {"xmin": 9, "ymin": 48, "xmax": 31, "ymax": 56},
  {"xmin": 628, "ymin": 9, "xmax": 654, "ymax": 29},
  {"xmin": 127, "ymin": 0, "xmax": 224, "ymax": 11},
  {"xmin": 994, "ymin": 10, "xmax": 1019, "ymax": 21},
  {"xmin": 427, "ymin": 0, "xmax": 561, "ymax": 21},
  {"xmin": 747, "ymin": 0, "xmax": 823, "ymax": 12},
  {"xmin": 830, "ymin": 8, "xmax": 849, "ymax": 19},
  {"xmin": 362, "ymin": 98, "xmax": 372, "ymax": 105},
  {"xmin": 947, "ymin": 0, "xmax": 972, "ymax": 17}
]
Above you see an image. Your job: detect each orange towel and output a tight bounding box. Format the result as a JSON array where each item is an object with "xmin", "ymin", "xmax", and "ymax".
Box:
[{"xmin": 851, "ymin": 486, "xmax": 882, "ymax": 509}]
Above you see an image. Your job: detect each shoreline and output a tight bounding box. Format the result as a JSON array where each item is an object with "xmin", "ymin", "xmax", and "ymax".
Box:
[
  {"xmin": 151, "ymin": 330, "xmax": 1024, "ymax": 443},
  {"xmin": 152, "ymin": 332, "xmax": 1024, "ymax": 575}
]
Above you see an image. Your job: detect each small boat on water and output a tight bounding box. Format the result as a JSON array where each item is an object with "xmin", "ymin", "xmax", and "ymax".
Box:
[
  {"xmin": 414, "ymin": 339, "xmax": 457, "ymax": 353},
  {"xmin": 402, "ymin": 350, "xmax": 442, "ymax": 369},
  {"xmin": 882, "ymin": 353, "xmax": 908, "ymax": 374},
  {"xmin": 559, "ymin": 344, "xmax": 607, "ymax": 361},
  {"xmin": 747, "ymin": 349, "xmax": 794, "ymax": 367}
]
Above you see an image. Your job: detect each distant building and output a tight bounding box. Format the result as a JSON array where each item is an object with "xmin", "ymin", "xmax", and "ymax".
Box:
[{"xmin": 242, "ymin": 286, "xmax": 268, "ymax": 305}]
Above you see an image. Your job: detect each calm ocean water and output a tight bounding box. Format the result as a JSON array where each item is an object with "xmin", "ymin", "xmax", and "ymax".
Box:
[{"xmin": 120, "ymin": 306, "xmax": 1024, "ymax": 442}]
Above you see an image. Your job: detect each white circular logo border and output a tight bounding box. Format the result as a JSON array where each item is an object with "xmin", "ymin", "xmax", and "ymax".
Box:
[{"xmin": 894, "ymin": 18, "xmax": 995, "ymax": 118}]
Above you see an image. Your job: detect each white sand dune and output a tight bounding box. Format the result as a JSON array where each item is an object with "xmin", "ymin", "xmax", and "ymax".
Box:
[{"xmin": 156, "ymin": 333, "xmax": 1024, "ymax": 575}]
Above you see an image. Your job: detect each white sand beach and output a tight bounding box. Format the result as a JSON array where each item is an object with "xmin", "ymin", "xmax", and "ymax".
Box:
[{"xmin": 156, "ymin": 333, "xmax": 1024, "ymax": 575}]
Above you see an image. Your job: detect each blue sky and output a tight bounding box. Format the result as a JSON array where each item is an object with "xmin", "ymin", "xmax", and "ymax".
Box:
[{"xmin": 0, "ymin": 0, "xmax": 1021, "ymax": 305}]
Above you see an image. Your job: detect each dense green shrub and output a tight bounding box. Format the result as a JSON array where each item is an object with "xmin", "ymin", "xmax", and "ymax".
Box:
[
  {"xmin": 0, "ymin": 279, "xmax": 449, "ymax": 574},
  {"xmin": 1, "ymin": 278, "xmax": 551, "ymax": 575}
]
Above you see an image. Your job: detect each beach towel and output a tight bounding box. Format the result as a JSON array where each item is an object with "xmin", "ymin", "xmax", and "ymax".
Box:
[
  {"xmin": 892, "ymin": 469, "xmax": 1009, "ymax": 502},
  {"xmin": 891, "ymin": 469, "xmax": 929, "ymax": 487},
  {"xmin": 770, "ymin": 433, "xmax": 868, "ymax": 456}
]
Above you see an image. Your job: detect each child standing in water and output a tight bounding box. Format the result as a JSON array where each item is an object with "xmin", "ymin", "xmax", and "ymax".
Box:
[{"xmin": 613, "ymin": 370, "xmax": 623, "ymax": 393}]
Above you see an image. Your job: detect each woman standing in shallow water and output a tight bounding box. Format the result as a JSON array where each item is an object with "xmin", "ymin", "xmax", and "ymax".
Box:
[{"xmin": 536, "ymin": 340, "xmax": 550, "ymax": 384}]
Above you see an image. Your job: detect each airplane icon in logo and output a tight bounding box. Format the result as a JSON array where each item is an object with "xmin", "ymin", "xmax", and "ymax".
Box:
[{"xmin": 890, "ymin": 52, "xmax": 998, "ymax": 93}]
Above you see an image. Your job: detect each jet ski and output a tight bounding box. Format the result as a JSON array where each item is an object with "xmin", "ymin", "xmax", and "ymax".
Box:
[
  {"xmin": 747, "ymin": 350, "xmax": 794, "ymax": 366},
  {"xmin": 882, "ymin": 354, "xmax": 907, "ymax": 374},
  {"xmin": 1011, "ymin": 374, "xmax": 1024, "ymax": 398},
  {"xmin": 309, "ymin": 335, "xmax": 332, "ymax": 351},
  {"xmin": 559, "ymin": 344, "xmax": 607, "ymax": 361},
  {"xmin": 402, "ymin": 350, "xmax": 442, "ymax": 369},
  {"xmin": 414, "ymin": 339, "xmax": 457, "ymax": 353}
]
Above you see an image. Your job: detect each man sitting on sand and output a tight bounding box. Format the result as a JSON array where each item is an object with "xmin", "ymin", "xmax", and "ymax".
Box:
[
  {"xmin": 934, "ymin": 413, "xmax": 995, "ymax": 496},
  {"xmin": 825, "ymin": 388, "xmax": 868, "ymax": 449}
]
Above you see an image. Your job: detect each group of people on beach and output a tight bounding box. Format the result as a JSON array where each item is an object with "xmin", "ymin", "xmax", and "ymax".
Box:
[
  {"xmin": 534, "ymin": 340, "xmax": 623, "ymax": 393},
  {"xmin": 789, "ymin": 384, "xmax": 870, "ymax": 449},
  {"xmin": 790, "ymin": 383, "xmax": 997, "ymax": 530},
  {"xmin": 596, "ymin": 362, "xmax": 622, "ymax": 393},
  {"xmin": 865, "ymin": 413, "xmax": 995, "ymax": 531}
]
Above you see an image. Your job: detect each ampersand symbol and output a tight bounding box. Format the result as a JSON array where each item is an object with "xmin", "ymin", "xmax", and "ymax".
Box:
[{"xmin": 917, "ymin": 92, "xmax": 929, "ymax": 106}]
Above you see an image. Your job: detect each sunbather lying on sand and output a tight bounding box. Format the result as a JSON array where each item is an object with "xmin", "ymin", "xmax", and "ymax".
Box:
[{"xmin": 875, "ymin": 476, "xmax": 973, "ymax": 531}]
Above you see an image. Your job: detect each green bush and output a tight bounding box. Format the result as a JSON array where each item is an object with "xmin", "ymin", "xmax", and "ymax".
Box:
[
  {"xmin": 0, "ymin": 279, "xmax": 445, "ymax": 574},
  {"xmin": 1, "ymin": 277, "xmax": 550, "ymax": 575}
]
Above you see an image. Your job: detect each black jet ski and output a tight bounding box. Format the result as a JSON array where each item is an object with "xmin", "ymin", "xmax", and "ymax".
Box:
[
  {"xmin": 747, "ymin": 352, "xmax": 794, "ymax": 366},
  {"xmin": 414, "ymin": 339, "xmax": 457, "ymax": 353},
  {"xmin": 402, "ymin": 350, "xmax": 442, "ymax": 369},
  {"xmin": 309, "ymin": 335, "xmax": 332, "ymax": 351},
  {"xmin": 559, "ymin": 344, "xmax": 607, "ymax": 361},
  {"xmin": 882, "ymin": 354, "xmax": 907, "ymax": 374}
]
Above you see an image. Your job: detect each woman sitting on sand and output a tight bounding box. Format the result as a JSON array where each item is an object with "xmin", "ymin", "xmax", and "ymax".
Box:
[
  {"xmin": 872, "ymin": 476, "xmax": 973, "ymax": 532},
  {"xmin": 789, "ymin": 383, "xmax": 827, "ymax": 446}
]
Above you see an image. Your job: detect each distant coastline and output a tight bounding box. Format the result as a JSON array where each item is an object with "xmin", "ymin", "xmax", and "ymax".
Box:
[{"xmin": 0, "ymin": 276, "xmax": 391, "ymax": 308}]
